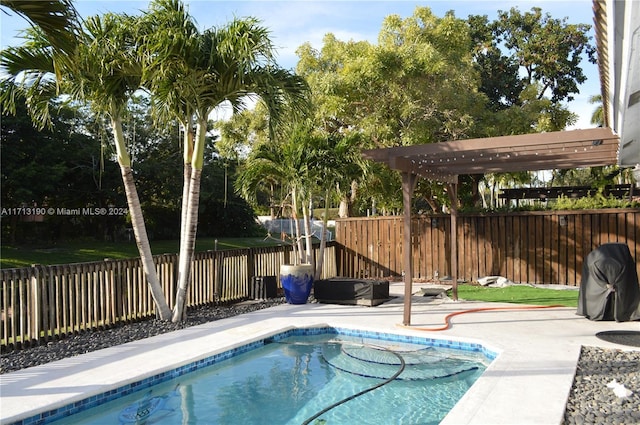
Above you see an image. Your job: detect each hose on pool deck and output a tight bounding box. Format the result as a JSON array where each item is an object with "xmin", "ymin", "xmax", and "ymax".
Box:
[
  {"xmin": 295, "ymin": 342, "xmax": 406, "ymax": 425},
  {"xmin": 399, "ymin": 304, "xmax": 567, "ymax": 332},
  {"xmin": 300, "ymin": 306, "xmax": 567, "ymax": 423}
]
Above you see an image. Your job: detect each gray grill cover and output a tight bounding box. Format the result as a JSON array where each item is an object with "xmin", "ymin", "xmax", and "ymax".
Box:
[{"xmin": 577, "ymin": 243, "xmax": 640, "ymax": 321}]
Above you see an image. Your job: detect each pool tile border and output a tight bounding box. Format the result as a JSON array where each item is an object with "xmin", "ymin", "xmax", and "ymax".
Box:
[{"xmin": 11, "ymin": 326, "xmax": 497, "ymax": 425}]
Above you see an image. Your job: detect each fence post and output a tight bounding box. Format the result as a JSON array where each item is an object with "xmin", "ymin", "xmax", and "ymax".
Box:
[
  {"xmin": 30, "ymin": 264, "xmax": 41, "ymax": 347},
  {"xmin": 214, "ymin": 251, "xmax": 223, "ymax": 302},
  {"xmin": 247, "ymin": 247, "xmax": 255, "ymax": 293}
]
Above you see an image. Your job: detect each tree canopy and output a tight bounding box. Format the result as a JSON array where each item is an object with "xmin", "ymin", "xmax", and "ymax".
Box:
[
  {"xmin": 290, "ymin": 5, "xmax": 598, "ymax": 213},
  {"xmin": 2, "ymin": 1, "xmax": 608, "ymax": 246}
]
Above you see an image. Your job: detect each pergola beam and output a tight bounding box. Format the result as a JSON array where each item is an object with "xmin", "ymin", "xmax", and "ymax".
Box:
[
  {"xmin": 365, "ymin": 129, "xmax": 619, "ymax": 177},
  {"xmin": 393, "ymin": 153, "xmax": 618, "ymax": 176},
  {"xmin": 364, "ymin": 127, "xmax": 618, "ymax": 159}
]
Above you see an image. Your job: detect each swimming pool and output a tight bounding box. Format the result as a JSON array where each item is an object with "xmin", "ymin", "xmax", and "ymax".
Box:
[{"xmin": 21, "ymin": 327, "xmax": 495, "ymax": 425}]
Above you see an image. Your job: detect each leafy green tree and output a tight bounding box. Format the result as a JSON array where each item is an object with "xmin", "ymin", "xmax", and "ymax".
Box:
[
  {"xmin": 122, "ymin": 95, "xmax": 183, "ymax": 240},
  {"xmin": 1, "ymin": 0, "xmax": 84, "ymax": 244},
  {"xmin": 2, "ymin": 100, "xmax": 66, "ymax": 211},
  {"xmin": 2, "ymin": 0, "xmax": 308, "ymax": 321},
  {"xmin": 1, "ymin": 98, "xmax": 124, "ymax": 242},
  {"xmin": 214, "ymin": 108, "xmax": 270, "ymax": 217},
  {"xmin": 466, "ymin": 14, "xmax": 522, "ymax": 112},
  {"xmin": 197, "ymin": 157, "xmax": 264, "ymax": 238},
  {"xmin": 223, "ymin": 111, "xmax": 283, "ymax": 219},
  {"xmin": 298, "ymin": 8, "xmax": 482, "ymax": 147},
  {"xmin": 306, "ymin": 130, "xmax": 364, "ymax": 277},
  {"xmin": 467, "ymin": 6, "xmax": 594, "ymax": 133},
  {"xmin": 131, "ymin": 111, "xmax": 261, "ymax": 239},
  {"xmin": 137, "ymin": 0, "xmax": 199, "ymax": 285},
  {"xmin": 495, "ymin": 7, "xmax": 595, "ymax": 103},
  {"xmin": 214, "ymin": 107, "xmax": 269, "ymax": 161},
  {"xmin": 297, "ymin": 7, "xmax": 484, "ymax": 214},
  {"xmin": 460, "ymin": 7, "xmax": 595, "ymax": 207}
]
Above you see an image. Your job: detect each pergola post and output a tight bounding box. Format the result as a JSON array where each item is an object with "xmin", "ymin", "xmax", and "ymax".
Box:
[
  {"xmin": 447, "ymin": 181, "xmax": 459, "ymax": 300},
  {"xmin": 402, "ymin": 172, "xmax": 417, "ymax": 325}
]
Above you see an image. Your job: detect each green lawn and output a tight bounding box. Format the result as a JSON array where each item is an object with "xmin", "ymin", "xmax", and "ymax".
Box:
[
  {"xmin": 1, "ymin": 237, "xmax": 286, "ymax": 269},
  {"xmin": 455, "ymin": 284, "xmax": 579, "ymax": 307}
]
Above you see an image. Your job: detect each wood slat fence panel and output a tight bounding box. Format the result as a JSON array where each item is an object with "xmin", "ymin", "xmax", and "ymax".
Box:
[
  {"xmin": 335, "ymin": 209, "xmax": 640, "ymax": 287},
  {"xmin": 1, "ymin": 243, "xmax": 336, "ymax": 350}
]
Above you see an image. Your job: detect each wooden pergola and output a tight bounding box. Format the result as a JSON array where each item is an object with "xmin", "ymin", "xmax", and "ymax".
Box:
[{"xmin": 362, "ymin": 127, "xmax": 620, "ymax": 325}]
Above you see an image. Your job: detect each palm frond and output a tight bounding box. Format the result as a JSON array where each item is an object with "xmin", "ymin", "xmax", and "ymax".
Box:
[
  {"xmin": 1, "ymin": 43, "xmax": 54, "ymax": 75},
  {"xmin": 1, "ymin": 0, "xmax": 81, "ymax": 54}
]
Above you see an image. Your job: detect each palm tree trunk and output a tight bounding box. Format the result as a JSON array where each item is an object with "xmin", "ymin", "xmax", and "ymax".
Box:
[
  {"xmin": 291, "ymin": 187, "xmax": 304, "ymax": 264},
  {"xmin": 180, "ymin": 166, "xmax": 192, "ymax": 248},
  {"xmin": 174, "ymin": 123, "xmax": 194, "ymax": 321},
  {"xmin": 302, "ymin": 199, "xmax": 313, "ymax": 267},
  {"xmin": 120, "ymin": 166, "xmax": 172, "ymax": 319},
  {"xmin": 173, "ymin": 119, "xmax": 206, "ymax": 322},
  {"xmin": 180, "ymin": 126, "xmax": 194, "ymax": 250},
  {"xmin": 173, "ymin": 167, "xmax": 201, "ymax": 322},
  {"xmin": 338, "ymin": 196, "xmax": 349, "ymax": 218},
  {"xmin": 314, "ymin": 188, "xmax": 331, "ymax": 280},
  {"xmin": 176, "ymin": 163, "xmax": 191, "ymax": 317},
  {"xmin": 111, "ymin": 116, "xmax": 171, "ymax": 320},
  {"xmin": 172, "ymin": 126, "xmax": 193, "ymax": 314}
]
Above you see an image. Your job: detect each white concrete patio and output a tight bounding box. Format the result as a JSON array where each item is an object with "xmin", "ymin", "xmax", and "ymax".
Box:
[{"xmin": 1, "ymin": 282, "xmax": 639, "ymax": 425}]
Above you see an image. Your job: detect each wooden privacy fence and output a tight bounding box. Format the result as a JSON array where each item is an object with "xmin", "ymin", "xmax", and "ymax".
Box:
[
  {"xmin": 1, "ymin": 243, "xmax": 336, "ymax": 350},
  {"xmin": 335, "ymin": 209, "xmax": 639, "ymax": 286}
]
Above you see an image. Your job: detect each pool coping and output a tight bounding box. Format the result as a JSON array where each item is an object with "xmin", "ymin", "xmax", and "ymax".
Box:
[{"xmin": 2, "ymin": 291, "xmax": 639, "ymax": 425}]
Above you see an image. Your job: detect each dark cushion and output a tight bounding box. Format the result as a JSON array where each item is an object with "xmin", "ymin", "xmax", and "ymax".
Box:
[{"xmin": 314, "ymin": 278, "xmax": 390, "ymax": 306}]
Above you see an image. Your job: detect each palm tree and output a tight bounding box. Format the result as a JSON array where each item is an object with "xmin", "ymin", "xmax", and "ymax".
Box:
[
  {"xmin": 306, "ymin": 131, "xmax": 364, "ymax": 279},
  {"xmin": 236, "ymin": 126, "xmax": 313, "ymax": 266},
  {"xmin": 137, "ymin": 0, "xmax": 199, "ymax": 313},
  {"xmin": 1, "ymin": 11, "xmax": 173, "ymax": 320},
  {"xmin": 77, "ymin": 14, "xmax": 173, "ymax": 319},
  {"xmin": 237, "ymin": 124, "xmax": 364, "ymax": 280},
  {"xmin": 141, "ymin": 0, "xmax": 310, "ymax": 321}
]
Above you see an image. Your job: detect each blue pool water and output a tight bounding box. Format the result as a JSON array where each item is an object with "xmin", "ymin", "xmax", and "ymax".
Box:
[{"xmin": 36, "ymin": 328, "xmax": 495, "ymax": 425}]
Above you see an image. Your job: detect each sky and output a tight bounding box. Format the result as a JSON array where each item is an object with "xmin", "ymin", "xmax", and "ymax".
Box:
[{"xmin": 0, "ymin": 0, "xmax": 600, "ymax": 128}]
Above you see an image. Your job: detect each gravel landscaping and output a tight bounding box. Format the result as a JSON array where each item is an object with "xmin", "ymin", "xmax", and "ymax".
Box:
[
  {"xmin": 1, "ymin": 299, "xmax": 638, "ymax": 423},
  {"xmin": 0, "ymin": 299, "xmax": 286, "ymax": 373},
  {"xmin": 563, "ymin": 346, "xmax": 640, "ymax": 425}
]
